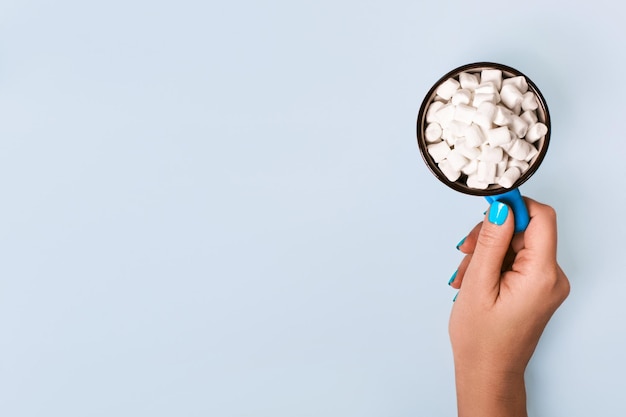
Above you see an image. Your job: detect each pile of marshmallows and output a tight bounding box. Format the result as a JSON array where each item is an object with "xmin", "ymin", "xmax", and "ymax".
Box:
[{"xmin": 424, "ymin": 69, "xmax": 548, "ymax": 190}]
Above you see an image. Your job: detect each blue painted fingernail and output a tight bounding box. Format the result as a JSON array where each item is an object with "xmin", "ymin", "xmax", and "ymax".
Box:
[
  {"xmin": 488, "ymin": 202, "xmax": 509, "ymax": 225},
  {"xmin": 453, "ymin": 291, "xmax": 459, "ymax": 302},
  {"xmin": 455, "ymin": 236, "xmax": 466, "ymax": 250},
  {"xmin": 448, "ymin": 269, "xmax": 458, "ymax": 285}
]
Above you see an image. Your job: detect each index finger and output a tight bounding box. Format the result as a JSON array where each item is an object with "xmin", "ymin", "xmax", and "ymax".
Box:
[{"xmin": 520, "ymin": 197, "xmax": 559, "ymax": 262}]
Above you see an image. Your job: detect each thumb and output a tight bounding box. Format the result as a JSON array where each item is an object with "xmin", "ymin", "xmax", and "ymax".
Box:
[{"xmin": 462, "ymin": 201, "xmax": 515, "ymax": 299}]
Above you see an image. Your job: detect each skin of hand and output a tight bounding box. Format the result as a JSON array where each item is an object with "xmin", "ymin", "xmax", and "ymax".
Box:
[{"xmin": 448, "ymin": 197, "xmax": 570, "ymax": 417}]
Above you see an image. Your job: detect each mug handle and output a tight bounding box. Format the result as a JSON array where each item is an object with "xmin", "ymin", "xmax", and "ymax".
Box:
[{"xmin": 485, "ymin": 188, "xmax": 529, "ymax": 233}]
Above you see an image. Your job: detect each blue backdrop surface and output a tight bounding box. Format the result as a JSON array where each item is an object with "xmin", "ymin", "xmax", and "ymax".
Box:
[{"xmin": 0, "ymin": 1, "xmax": 624, "ymax": 416}]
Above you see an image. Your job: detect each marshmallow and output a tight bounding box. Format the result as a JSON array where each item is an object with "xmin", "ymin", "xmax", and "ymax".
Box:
[
  {"xmin": 436, "ymin": 78, "xmax": 460, "ymax": 100},
  {"xmin": 525, "ymin": 122, "xmax": 548, "ymax": 143},
  {"xmin": 451, "ymin": 89, "xmax": 472, "ymax": 106},
  {"xmin": 447, "ymin": 149, "xmax": 470, "ymax": 171},
  {"xmin": 509, "ymin": 115, "xmax": 529, "ymax": 138},
  {"xmin": 486, "ymin": 126, "xmax": 511, "ymax": 147},
  {"xmin": 456, "ymin": 141, "xmax": 481, "ymax": 159},
  {"xmin": 427, "ymin": 140, "xmax": 451, "ymax": 163},
  {"xmin": 493, "ymin": 105, "xmax": 514, "ymax": 126},
  {"xmin": 524, "ymin": 144, "xmax": 539, "ymax": 162},
  {"xmin": 476, "ymin": 101, "xmax": 497, "ymax": 120},
  {"xmin": 434, "ymin": 102, "xmax": 455, "ymax": 128},
  {"xmin": 465, "ymin": 124, "xmax": 485, "ymax": 147},
  {"xmin": 522, "ymin": 91, "xmax": 539, "ymax": 111},
  {"xmin": 496, "ymin": 160, "xmax": 507, "ymax": 178},
  {"xmin": 500, "ymin": 84, "xmax": 524, "ymax": 114},
  {"xmin": 520, "ymin": 110, "xmax": 538, "ymax": 125},
  {"xmin": 425, "ymin": 122, "xmax": 443, "ymax": 143},
  {"xmin": 426, "ymin": 100, "xmax": 445, "ymax": 123},
  {"xmin": 478, "ymin": 144, "xmax": 504, "ymax": 163},
  {"xmin": 459, "ymin": 72, "xmax": 479, "ymax": 90},
  {"xmin": 472, "ymin": 93, "xmax": 498, "ymax": 107},
  {"xmin": 499, "ymin": 139, "xmax": 514, "ymax": 152},
  {"xmin": 439, "ymin": 159, "xmax": 461, "ymax": 182},
  {"xmin": 466, "ymin": 174, "xmax": 489, "ymax": 190},
  {"xmin": 505, "ymin": 138, "xmax": 533, "ymax": 160},
  {"xmin": 475, "ymin": 82, "xmax": 499, "ymax": 95},
  {"xmin": 462, "ymin": 159, "xmax": 479, "ymax": 175},
  {"xmin": 480, "ymin": 69, "xmax": 503, "ymax": 91},
  {"xmin": 472, "ymin": 112, "xmax": 492, "ymax": 130},
  {"xmin": 498, "ymin": 167, "xmax": 522, "ymax": 188},
  {"xmin": 502, "ymin": 76, "xmax": 528, "ymax": 93},
  {"xmin": 448, "ymin": 120, "xmax": 471, "ymax": 138},
  {"xmin": 453, "ymin": 104, "xmax": 476, "ymax": 124},
  {"xmin": 477, "ymin": 161, "xmax": 497, "ymax": 184},
  {"xmin": 507, "ymin": 158, "xmax": 529, "ymax": 171}
]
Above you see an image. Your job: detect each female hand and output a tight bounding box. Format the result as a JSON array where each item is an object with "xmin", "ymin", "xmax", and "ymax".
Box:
[{"xmin": 449, "ymin": 197, "xmax": 570, "ymax": 417}]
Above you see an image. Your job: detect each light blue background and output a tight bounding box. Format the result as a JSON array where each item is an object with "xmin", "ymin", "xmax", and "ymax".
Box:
[{"xmin": 0, "ymin": 1, "xmax": 624, "ymax": 416}]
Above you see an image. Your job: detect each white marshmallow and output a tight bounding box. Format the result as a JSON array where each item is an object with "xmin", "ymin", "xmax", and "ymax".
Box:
[
  {"xmin": 475, "ymin": 82, "xmax": 498, "ymax": 95},
  {"xmin": 426, "ymin": 100, "xmax": 445, "ymax": 123},
  {"xmin": 466, "ymin": 174, "xmax": 489, "ymax": 190},
  {"xmin": 451, "ymin": 89, "xmax": 472, "ymax": 106},
  {"xmin": 453, "ymin": 104, "xmax": 476, "ymax": 124},
  {"xmin": 454, "ymin": 138, "xmax": 480, "ymax": 161},
  {"xmin": 477, "ymin": 161, "xmax": 497, "ymax": 184},
  {"xmin": 509, "ymin": 115, "xmax": 529, "ymax": 138},
  {"xmin": 520, "ymin": 110, "xmax": 538, "ymax": 125},
  {"xmin": 444, "ymin": 133, "xmax": 459, "ymax": 147},
  {"xmin": 472, "ymin": 112, "xmax": 493, "ymax": 130},
  {"xmin": 462, "ymin": 159, "xmax": 479, "ymax": 175},
  {"xmin": 478, "ymin": 144, "xmax": 504, "ymax": 163},
  {"xmin": 459, "ymin": 72, "xmax": 479, "ymax": 90},
  {"xmin": 502, "ymin": 76, "xmax": 528, "ymax": 93},
  {"xmin": 439, "ymin": 159, "xmax": 461, "ymax": 182},
  {"xmin": 493, "ymin": 105, "xmax": 514, "ymax": 126},
  {"xmin": 486, "ymin": 126, "xmax": 511, "ymax": 147},
  {"xmin": 499, "ymin": 139, "xmax": 514, "ymax": 152},
  {"xmin": 441, "ymin": 128, "xmax": 452, "ymax": 141},
  {"xmin": 448, "ymin": 120, "xmax": 471, "ymax": 137},
  {"xmin": 524, "ymin": 145, "xmax": 539, "ymax": 162},
  {"xmin": 436, "ymin": 78, "xmax": 460, "ymax": 100},
  {"xmin": 425, "ymin": 122, "xmax": 443, "ymax": 143},
  {"xmin": 507, "ymin": 157, "xmax": 529, "ymax": 172},
  {"xmin": 525, "ymin": 122, "xmax": 548, "ymax": 143},
  {"xmin": 434, "ymin": 102, "xmax": 455, "ymax": 128},
  {"xmin": 496, "ymin": 160, "xmax": 507, "ymax": 178},
  {"xmin": 465, "ymin": 124, "xmax": 485, "ymax": 147},
  {"xmin": 500, "ymin": 84, "xmax": 523, "ymax": 113},
  {"xmin": 427, "ymin": 140, "xmax": 451, "ymax": 163},
  {"xmin": 455, "ymin": 144, "xmax": 480, "ymax": 161},
  {"xmin": 476, "ymin": 101, "xmax": 497, "ymax": 120},
  {"xmin": 498, "ymin": 167, "xmax": 522, "ymax": 188},
  {"xmin": 447, "ymin": 149, "xmax": 470, "ymax": 171},
  {"xmin": 480, "ymin": 69, "xmax": 503, "ymax": 91},
  {"xmin": 522, "ymin": 91, "xmax": 539, "ymax": 111},
  {"xmin": 472, "ymin": 93, "xmax": 498, "ymax": 107},
  {"xmin": 505, "ymin": 138, "xmax": 533, "ymax": 160}
]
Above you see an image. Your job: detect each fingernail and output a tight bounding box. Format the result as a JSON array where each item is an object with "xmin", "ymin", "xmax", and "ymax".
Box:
[
  {"xmin": 488, "ymin": 201, "xmax": 509, "ymax": 225},
  {"xmin": 455, "ymin": 236, "xmax": 466, "ymax": 250},
  {"xmin": 453, "ymin": 291, "xmax": 459, "ymax": 302},
  {"xmin": 448, "ymin": 269, "xmax": 458, "ymax": 285}
]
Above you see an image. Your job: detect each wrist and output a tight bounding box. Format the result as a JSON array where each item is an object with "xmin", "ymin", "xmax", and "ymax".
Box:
[{"xmin": 454, "ymin": 364, "xmax": 527, "ymax": 417}]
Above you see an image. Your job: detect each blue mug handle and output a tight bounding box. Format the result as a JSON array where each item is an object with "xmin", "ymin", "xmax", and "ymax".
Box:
[{"xmin": 484, "ymin": 188, "xmax": 529, "ymax": 233}]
